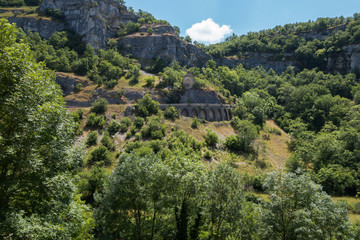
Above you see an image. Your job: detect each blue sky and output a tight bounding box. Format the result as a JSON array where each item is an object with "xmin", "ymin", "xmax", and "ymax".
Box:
[{"xmin": 127, "ymin": 0, "xmax": 360, "ymax": 44}]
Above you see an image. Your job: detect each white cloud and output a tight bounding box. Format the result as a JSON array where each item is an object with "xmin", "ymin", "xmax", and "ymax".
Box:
[{"xmin": 186, "ymin": 18, "xmax": 233, "ymax": 44}]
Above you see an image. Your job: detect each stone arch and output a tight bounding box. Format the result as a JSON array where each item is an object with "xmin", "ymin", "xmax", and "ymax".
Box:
[
  {"xmin": 223, "ymin": 109, "xmax": 229, "ymax": 121},
  {"xmin": 228, "ymin": 109, "xmax": 232, "ymax": 120},
  {"xmin": 208, "ymin": 108, "xmax": 215, "ymax": 121},
  {"xmin": 181, "ymin": 108, "xmax": 189, "ymax": 117},
  {"xmin": 191, "ymin": 108, "xmax": 198, "ymax": 118},
  {"xmin": 199, "ymin": 109, "xmax": 207, "ymax": 120},
  {"xmin": 216, "ymin": 108, "xmax": 223, "ymax": 121}
]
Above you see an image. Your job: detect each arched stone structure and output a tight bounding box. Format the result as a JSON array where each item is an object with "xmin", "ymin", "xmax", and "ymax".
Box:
[
  {"xmin": 208, "ymin": 108, "xmax": 215, "ymax": 121},
  {"xmin": 199, "ymin": 109, "xmax": 207, "ymax": 120},
  {"xmin": 223, "ymin": 109, "xmax": 229, "ymax": 121},
  {"xmin": 181, "ymin": 108, "xmax": 189, "ymax": 117},
  {"xmin": 159, "ymin": 104, "xmax": 233, "ymax": 122},
  {"xmin": 191, "ymin": 108, "xmax": 198, "ymax": 118},
  {"xmin": 216, "ymin": 109, "xmax": 223, "ymax": 121}
]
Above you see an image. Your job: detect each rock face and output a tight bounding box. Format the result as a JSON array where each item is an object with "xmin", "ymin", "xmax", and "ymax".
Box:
[
  {"xmin": 40, "ymin": 0, "xmax": 139, "ymax": 49},
  {"xmin": 179, "ymin": 89, "xmax": 222, "ymax": 104},
  {"xmin": 327, "ymin": 44, "xmax": 360, "ymax": 73},
  {"xmin": 118, "ymin": 29, "xmax": 211, "ymax": 67},
  {"xmin": 8, "ymin": 17, "xmax": 65, "ymax": 39},
  {"xmin": 216, "ymin": 53, "xmax": 297, "ymax": 74}
]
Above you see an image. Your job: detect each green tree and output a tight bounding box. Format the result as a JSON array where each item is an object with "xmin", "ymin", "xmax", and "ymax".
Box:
[
  {"xmin": 135, "ymin": 94, "xmax": 159, "ymax": 117},
  {"xmin": 204, "ymin": 129, "xmax": 219, "ymax": 148},
  {"xmin": 164, "ymin": 106, "xmax": 179, "ymax": 121},
  {"xmin": 260, "ymin": 171, "xmax": 353, "ymax": 240},
  {"xmin": 204, "ymin": 164, "xmax": 259, "ymax": 239},
  {"xmin": 91, "ymin": 98, "xmax": 109, "ymax": 114},
  {"xmin": 0, "ymin": 19, "xmax": 92, "ymax": 238},
  {"xmin": 86, "ymin": 131, "xmax": 98, "ymax": 147}
]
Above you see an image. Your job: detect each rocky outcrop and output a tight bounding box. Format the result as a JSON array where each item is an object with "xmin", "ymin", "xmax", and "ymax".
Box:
[
  {"xmin": 8, "ymin": 17, "xmax": 65, "ymax": 39},
  {"xmin": 118, "ymin": 29, "xmax": 212, "ymax": 67},
  {"xmin": 179, "ymin": 89, "xmax": 222, "ymax": 104},
  {"xmin": 327, "ymin": 43, "xmax": 360, "ymax": 73},
  {"xmin": 216, "ymin": 53, "xmax": 297, "ymax": 73},
  {"xmin": 40, "ymin": 0, "xmax": 139, "ymax": 49}
]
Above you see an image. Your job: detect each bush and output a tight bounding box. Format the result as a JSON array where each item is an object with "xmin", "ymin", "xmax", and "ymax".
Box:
[
  {"xmin": 124, "ymin": 141, "xmax": 143, "ymax": 153},
  {"xmin": 225, "ymin": 135, "xmax": 241, "ymax": 152},
  {"xmin": 119, "ymin": 117, "xmax": 132, "ymax": 132},
  {"xmin": 133, "ymin": 117, "xmax": 145, "ymax": 129},
  {"xmin": 191, "ymin": 117, "xmax": 200, "ymax": 129},
  {"xmin": 203, "ymin": 148, "xmax": 213, "ymax": 159},
  {"xmin": 101, "ymin": 131, "xmax": 115, "ymax": 151},
  {"xmin": 135, "ymin": 94, "xmax": 159, "ymax": 117},
  {"xmin": 74, "ymin": 83, "xmax": 82, "ymax": 93},
  {"xmin": 91, "ymin": 98, "xmax": 109, "ymax": 114},
  {"xmin": 86, "ymin": 131, "xmax": 98, "ymax": 147},
  {"xmin": 75, "ymin": 108, "xmax": 84, "ymax": 119},
  {"xmin": 105, "ymin": 79, "xmax": 118, "ymax": 89},
  {"xmin": 204, "ymin": 130, "xmax": 219, "ymax": 148},
  {"xmin": 88, "ymin": 146, "xmax": 112, "ymax": 166},
  {"xmin": 141, "ymin": 117, "xmax": 166, "ymax": 140},
  {"xmin": 164, "ymin": 106, "xmax": 179, "ymax": 121},
  {"xmin": 86, "ymin": 113, "xmax": 105, "ymax": 129},
  {"xmin": 145, "ymin": 76, "xmax": 155, "ymax": 87},
  {"xmin": 107, "ymin": 120, "xmax": 121, "ymax": 136}
]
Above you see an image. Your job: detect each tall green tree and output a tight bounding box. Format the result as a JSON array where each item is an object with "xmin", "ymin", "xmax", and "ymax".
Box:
[
  {"xmin": 0, "ymin": 19, "xmax": 93, "ymax": 239},
  {"xmin": 260, "ymin": 171, "xmax": 353, "ymax": 240}
]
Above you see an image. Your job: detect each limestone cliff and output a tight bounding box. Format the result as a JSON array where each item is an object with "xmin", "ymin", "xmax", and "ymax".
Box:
[
  {"xmin": 118, "ymin": 24, "xmax": 211, "ymax": 67},
  {"xmin": 40, "ymin": 0, "xmax": 139, "ymax": 49},
  {"xmin": 9, "ymin": 17, "xmax": 65, "ymax": 39}
]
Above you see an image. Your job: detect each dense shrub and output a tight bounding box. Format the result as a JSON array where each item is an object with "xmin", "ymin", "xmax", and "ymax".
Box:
[
  {"xmin": 164, "ymin": 106, "xmax": 179, "ymax": 121},
  {"xmin": 133, "ymin": 117, "xmax": 145, "ymax": 129},
  {"xmin": 86, "ymin": 113, "xmax": 105, "ymax": 129},
  {"xmin": 204, "ymin": 130, "xmax": 219, "ymax": 148},
  {"xmin": 107, "ymin": 120, "xmax": 121, "ymax": 136},
  {"xmin": 191, "ymin": 117, "xmax": 200, "ymax": 129},
  {"xmin": 119, "ymin": 117, "xmax": 132, "ymax": 132},
  {"xmin": 135, "ymin": 94, "xmax": 159, "ymax": 117},
  {"xmin": 91, "ymin": 98, "xmax": 109, "ymax": 114},
  {"xmin": 86, "ymin": 131, "xmax": 98, "ymax": 147},
  {"xmin": 141, "ymin": 117, "xmax": 166, "ymax": 140},
  {"xmin": 88, "ymin": 146, "xmax": 112, "ymax": 166}
]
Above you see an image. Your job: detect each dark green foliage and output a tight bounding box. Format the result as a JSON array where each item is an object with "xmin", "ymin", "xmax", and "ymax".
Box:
[
  {"xmin": 74, "ymin": 83, "xmax": 82, "ymax": 92},
  {"xmin": 86, "ymin": 113, "xmax": 105, "ymax": 129},
  {"xmin": 0, "ymin": 0, "xmax": 24, "ymax": 6},
  {"xmin": 119, "ymin": 117, "xmax": 132, "ymax": 132},
  {"xmin": 226, "ymin": 118, "xmax": 258, "ymax": 153},
  {"xmin": 86, "ymin": 131, "xmax": 98, "ymax": 147},
  {"xmin": 133, "ymin": 116, "xmax": 145, "ymax": 129},
  {"xmin": 141, "ymin": 117, "xmax": 166, "ymax": 140},
  {"xmin": 191, "ymin": 117, "xmax": 200, "ymax": 129},
  {"xmin": 135, "ymin": 94, "xmax": 159, "ymax": 117},
  {"xmin": 88, "ymin": 145, "xmax": 112, "ymax": 166},
  {"xmin": 0, "ymin": 0, "xmax": 41, "ymax": 6},
  {"xmin": 107, "ymin": 120, "xmax": 121, "ymax": 135},
  {"xmin": 164, "ymin": 106, "xmax": 179, "ymax": 121},
  {"xmin": 261, "ymin": 171, "xmax": 352, "ymax": 239},
  {"xmin": 0, "ymin": 19, "xmax": 92, "ymax": 238},
  {"xmin": 204, "ymin": 129, "xmax": 219, "ymax": 148},
  {"xmin": 77, "ymin": 166, "xmax": 108, "ymax": 205},
  {"xmin": 91, "ymin": 98, "xmax": 108, "ymax": 114},
  {"xmin": 128, "ymin": 65, "xmax": 140, "ymax": 85},
  {"xmin": 101, "ymin": 131, "xmax": 115, "ymax": 151}
]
